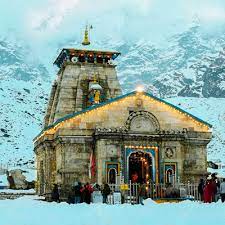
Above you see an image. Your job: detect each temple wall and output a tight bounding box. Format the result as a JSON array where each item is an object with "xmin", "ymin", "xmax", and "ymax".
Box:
[
  {"xmin": 54, "ymin": 138, "xmax": 92, "ymax": 197},
  {"xmin": 181, "ymin": 143, "xmax": 208, "ymax": 182},
  {"xmin": 35, "ymin": 143, "xmax": 55, "ymax": 196},
  {"xmin": 96, "ymin": 139, "xmax": 121, "ymax": 184}
]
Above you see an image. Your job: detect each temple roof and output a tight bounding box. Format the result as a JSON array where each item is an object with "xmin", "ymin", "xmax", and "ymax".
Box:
[
  {"xmin": 54, "ymin": 48, "xmax": 121, "ymax": 68},
  {"xmin": 34, "ymin": 91, "xmax": 212, "ymax": 141}
]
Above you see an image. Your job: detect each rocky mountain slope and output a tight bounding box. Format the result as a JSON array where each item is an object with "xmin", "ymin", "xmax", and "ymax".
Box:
[
  {"xmin": 116, "ymin": 25, "xmax": 225, "ymax": 98},
  {"xmin": 0, "ymin": 39, "xmax": 50, "ymax": 167}
]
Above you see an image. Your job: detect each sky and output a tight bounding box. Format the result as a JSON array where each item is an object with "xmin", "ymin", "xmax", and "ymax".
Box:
[{"xmin": 1, "ymin": 0, "xmax": 225, "ymax": 64}]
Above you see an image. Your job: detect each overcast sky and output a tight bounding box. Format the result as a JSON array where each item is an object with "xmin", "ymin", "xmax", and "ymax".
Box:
[{"xmin": 1, "ymin": 0, "xmax": 225, "ymax": 64}]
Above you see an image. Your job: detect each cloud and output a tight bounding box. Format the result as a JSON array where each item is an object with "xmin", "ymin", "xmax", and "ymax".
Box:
[
  {"xmin": 198, "ymin": 7, "xmax": 225, "ymax": 22},
  {"xmin": 29, "ymin": 0, "xmax": 79, "ymax": 32},
  {"xmin": 3, "ymin": 0, "xmax": 224, "ymax": 53},
  {"xmin": 184, "ymin": 1, "xmax": 225, "ymax": 24},
  {"xmin": 27, "ymin": 0, "xmax": 153, "ymax": 34}
]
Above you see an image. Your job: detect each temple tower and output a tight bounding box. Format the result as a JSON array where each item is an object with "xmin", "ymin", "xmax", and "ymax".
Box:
[{"xmin": 44, "ymin": 28, "xmax": 122, "ymax": 127}]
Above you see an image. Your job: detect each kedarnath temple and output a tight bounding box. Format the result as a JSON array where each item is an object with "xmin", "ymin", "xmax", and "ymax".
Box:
[{"xmin": 34, "ymin": 26, "xmax": 212, "ymax": 196}]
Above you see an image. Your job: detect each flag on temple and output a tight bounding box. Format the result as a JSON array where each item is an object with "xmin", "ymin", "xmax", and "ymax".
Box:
[{"xmin": 89, "ymin": 150, "xmax": 96, "ymax": 179}]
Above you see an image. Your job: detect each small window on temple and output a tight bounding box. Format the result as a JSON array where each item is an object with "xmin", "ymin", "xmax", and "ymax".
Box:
[
  {"xmin": 105, "ymin": 55, "xmax": 110, "ymax": 64},
  {"xmin": 87, "ymin": 54, "xmax": 94, "ymax": 63},
  {"xmin": 78, "ymin": 54, "xmax": 85, "ymax": 62},
  {"xmin": 96, "ymin": 55, "xmax": 103, "ymax": 63}
]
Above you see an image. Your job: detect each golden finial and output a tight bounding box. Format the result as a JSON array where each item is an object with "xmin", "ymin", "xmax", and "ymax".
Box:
[{"xmin": 82, "ymin": 25, "xmax": 91, "ymax": 45}]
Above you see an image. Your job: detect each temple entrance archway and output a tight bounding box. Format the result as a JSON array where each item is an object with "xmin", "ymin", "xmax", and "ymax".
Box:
[
  {"xmin": 128, "ymin": 151, "xmax": 153, "ymax": 183},
  {"xmin": 108, "ymin": 168, "xmax": 116, "ymax": 184}
]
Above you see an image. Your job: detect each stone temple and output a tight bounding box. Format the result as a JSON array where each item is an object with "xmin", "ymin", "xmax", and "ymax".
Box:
[{"xmin": 34, "ymin": 27, "xmax": 212, "ymax": 197}]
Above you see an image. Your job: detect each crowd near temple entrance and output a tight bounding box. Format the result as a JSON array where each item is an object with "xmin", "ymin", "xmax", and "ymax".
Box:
[{"xmin": 34, "ymin": 26, "xmax": 213, "ymax": 202}]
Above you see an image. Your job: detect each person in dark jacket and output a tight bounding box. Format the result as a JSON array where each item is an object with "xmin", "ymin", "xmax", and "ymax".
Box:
[
  {"xmin": 198, "ymin": 178, "xmax": 205, "ymax": 201},
  {"xmin": 51, "ymin": 184, "xmax": 60, "ymax": 202},
  {"xmin": 74, "ymin": 182, "xmax": 82, "ymax": 204},
  {"xmin": 102, "ymin": 183, "xmax": 111, "ymax": 203},
  {"xmin": 209, "ymin": 174, "xmax": 218, "ymax": 202},
  {"xmin": 81, "ymin": 183, "xmax": 93, "ymax": 204}
]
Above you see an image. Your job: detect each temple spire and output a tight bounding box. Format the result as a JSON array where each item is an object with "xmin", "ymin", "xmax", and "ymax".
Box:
[{"xmin": 82, "ymin": 25, "xmax": 91, "ymax": 45}]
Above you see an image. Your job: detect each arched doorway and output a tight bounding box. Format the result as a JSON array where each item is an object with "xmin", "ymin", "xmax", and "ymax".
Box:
[
  {"xmin": 108, "ymin": 168, "xmax": 116, "ymax": 184},
  {"xmin": 166, "ymin": 168, "xmax": 175, "ymax": 184},
  {"xmin": 128, "ymin": 151, "xmax": 153, "ymax": 183}
]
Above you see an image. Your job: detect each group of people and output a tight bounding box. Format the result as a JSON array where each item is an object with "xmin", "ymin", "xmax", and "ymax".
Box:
[
  {"xmin": 198, "ymin": 175, "xmax": 225, "ymax": 203},
  {"xmin": 51, "ymin": 182, "xmax": 111, "ymax": 204}
]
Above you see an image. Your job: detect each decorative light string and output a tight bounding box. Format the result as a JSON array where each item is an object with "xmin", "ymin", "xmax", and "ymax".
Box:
[{"xmin": 35, "ymin": 93, "xmax": 210, "ymax": 142}]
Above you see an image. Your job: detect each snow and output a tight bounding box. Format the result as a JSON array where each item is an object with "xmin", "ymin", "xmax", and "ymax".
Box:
[
  {"xmin": 166, "ymin": 97, "xmax": 225, "ymax": 167},
  {"xmin": 0, "ymin": 196, "xmax": 225, "ymax": 225},
  {"xmin": 0, "ymin": 174, "xmax": 8, "ymax": 187},
  {"xmin": 0, "ymin": 189, "xmax": 35, "ymax": 193}
]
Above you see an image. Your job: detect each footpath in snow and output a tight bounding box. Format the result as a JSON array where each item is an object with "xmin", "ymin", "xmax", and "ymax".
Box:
[{"xmin": 0, "ymin": 196, "xmax": 225, "ymax": 225}]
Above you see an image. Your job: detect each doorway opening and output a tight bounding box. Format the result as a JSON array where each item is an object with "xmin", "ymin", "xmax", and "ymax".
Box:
[
  {"xmin": 128, "ymin": 151, "xmax": 153, "ymax": 183},
  {"xmin": 108, "ymin": 168, "xmax": 116, "ymax": 184}
]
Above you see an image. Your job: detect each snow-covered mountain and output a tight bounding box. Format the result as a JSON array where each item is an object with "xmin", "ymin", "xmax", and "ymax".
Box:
[
  {"xmin": 0, "ymin": 24, "xmax": 225, "ymax": 168},
  {"xmin": 116, "ymin": 25, "xmax": 225, "ymax": 98},
  {"xmin": 0, "ymin": 39, "xmax": 50, "ymax": 167}
]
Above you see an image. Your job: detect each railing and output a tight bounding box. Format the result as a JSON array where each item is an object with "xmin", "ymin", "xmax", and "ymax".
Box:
[{"xmin": 108, "ymin": 182, "xmax": 200, "ymax": 204}]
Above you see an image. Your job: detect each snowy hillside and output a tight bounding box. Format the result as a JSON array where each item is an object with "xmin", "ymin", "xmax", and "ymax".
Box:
[
  {"xmin": 166, "ymin": 97, "xmax": 225, "ymax": 164},
  {"xmin": 0, "ymin": 39, "xmax": 50, "ymax": 167},
  {"xmin": 0, "ymin": 78, "xmax": 50, "ymax": 166},
  {"xmin": 116, "ymin": 25, "xmax": 225, "ymax": 98}
]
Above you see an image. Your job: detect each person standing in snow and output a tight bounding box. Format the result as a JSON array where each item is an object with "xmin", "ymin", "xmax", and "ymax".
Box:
[
  {"xmin": 198, "ymin": 179, "xmax": 205, "ymax": 201},
  {"xmin": 51, "ymin": 184, "xmax": 60, "ymax": 202},
  {"xmin": 211, "ymin": 175, "xmax": 218, "ymax": 202},
  {"xmin": 203, "ymin": 179, "xmax": 214, "ymax": 203},
  {"xmin": 220, "ymin": 178, "xmax": 225, "ymax": 203},
  {"xmin": 81, "ymin": 182, "xmax": 93, "ymax": 204},
  {"xmin": 73, "ymin": 182, "xmax": 82, "ymax": 204},
  {"xmin": 102, "ymin": 183, "xmax": 111, "ymax": 203}
]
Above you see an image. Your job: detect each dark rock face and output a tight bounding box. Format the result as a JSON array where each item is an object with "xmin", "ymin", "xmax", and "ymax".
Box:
[{"xmin": 202, "ymin": 58, "xmax": 225, "ymax": 98}]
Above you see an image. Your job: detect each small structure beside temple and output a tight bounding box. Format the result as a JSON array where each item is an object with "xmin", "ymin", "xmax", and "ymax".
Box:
[{"xmin": 34, "ymin": 27, "xmax": 212, "ymax": 197}]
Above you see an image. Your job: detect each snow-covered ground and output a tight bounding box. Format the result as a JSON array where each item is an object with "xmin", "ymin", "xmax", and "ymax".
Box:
[
  {"xmin": 0, "ymin": 189, "xmax": 35, "ymax": 193},
  {"xmin": 0, "ymin": 196, "xmax": 225, "ymax": 225}
]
